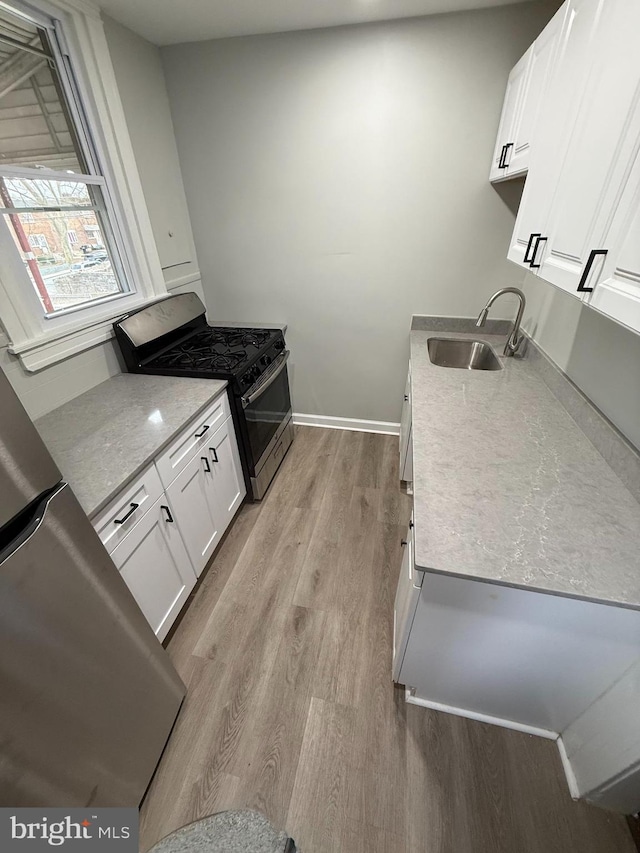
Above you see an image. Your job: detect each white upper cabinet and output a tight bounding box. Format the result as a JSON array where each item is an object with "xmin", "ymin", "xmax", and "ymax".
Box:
[
  {"xmin": 535, "ymin": 0, "xmax": 640, "ymax": 299},
  {"xmin": 500, "ymin": 0, "xmax": 640, "ymax": 335},
  {"xmin": 507, "ymin": 0, "xmax": 601, "ymax": 269},
  {"xmin": 490, "ymin": 49, "xmax": 531, "ymax": 181},
  {"xmin": 489, "ymin": 2, "xmax": 567, "ymax": 183},
  {"xmin": 588, "ymin": 169, "xmax": 640, "ymax": 333}
]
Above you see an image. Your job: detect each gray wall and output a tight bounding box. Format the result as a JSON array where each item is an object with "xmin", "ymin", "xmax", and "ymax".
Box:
[
  {"xmin": 103, "ymin": 16, "xmax": 201, "ymax": 292},
  {"xmin": 522, "ymin": 274, "xmax": 640, "ymax": 450},
  {"xmin": 161, "ymin": 2, "xmax": 558, "ymax": 422}
]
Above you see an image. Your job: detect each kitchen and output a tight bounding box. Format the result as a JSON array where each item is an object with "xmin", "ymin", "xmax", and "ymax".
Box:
[{"xmin": 0, "ymin": 0, "xmax": 639, "ymax": 850}]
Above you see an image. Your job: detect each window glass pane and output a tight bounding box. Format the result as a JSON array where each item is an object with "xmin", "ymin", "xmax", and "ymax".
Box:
[
  {"xmin": 0, "ymin": 8, "xmax": 85, "ymax": 173},
  {"xmin": 2, "ymin": 201, "xmax": 124, "ymax": 313},
  {"xmin": 0, "ymin": 176, "xmax": 92, "ymax": 208}
]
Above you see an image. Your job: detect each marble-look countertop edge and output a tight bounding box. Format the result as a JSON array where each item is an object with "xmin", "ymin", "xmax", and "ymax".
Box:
[{"xmin": 415, "ymin": 565, "xmax": 640, "ymax": 613}]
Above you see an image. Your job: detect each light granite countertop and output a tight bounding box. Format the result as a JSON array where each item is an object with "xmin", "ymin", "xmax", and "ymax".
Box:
[
  {"xmin": 410, "ymin": 321, "xmax": 640, "ymax": 610},
  {"xmin": 36, "ymin": 374, "xmax": 227, "ymax": 518}
]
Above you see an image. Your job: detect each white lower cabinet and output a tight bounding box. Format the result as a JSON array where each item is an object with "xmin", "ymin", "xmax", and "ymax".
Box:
[
  {"xmin": 206, "ymin": 416, "xmax": 245, "ymax": 531},
  {"xmin": 392, "ymin": 516, "xmax": 422, "ymax": 682},
  {"xmin": 166, "ymin": 451, "xmax": 222, "ymax": 577},
  {"xmin": 94, "ymin": 392, "xmax": 246, "ymax": 638},
  {"xmin": 399, "ymin": 365, "xmax": 413, "ymax": 483},
  {"xmin": 111, "ymin": 496, "xmax": 196, "ymax": 642},
  {"xmin": 167, "ymin": 415, "xmax": 244, "ymax": 577}
]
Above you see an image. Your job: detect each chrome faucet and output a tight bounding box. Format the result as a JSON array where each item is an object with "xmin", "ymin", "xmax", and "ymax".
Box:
[{"xmin": 476, "ymin": 287, "xmax": 526, "ymax": 357}]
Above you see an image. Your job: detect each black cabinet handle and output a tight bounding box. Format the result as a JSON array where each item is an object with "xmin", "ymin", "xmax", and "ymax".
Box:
[
  {"xmin": 498, "ymin": 142, "xmax": 513, "ymax": 169},
  {"xmin": 409, "ymin": 520, "xmax": 414, "ymax": 530},
  {"xmin": 194, "ymin": 424, "xmax": 210, "ymax": 438},
  {"xmin": 161, "ymin": 504, "xmax": 174, "ymax": 523},
  {"xmin": 210, "ymin": 447, "xmax": 219, "ymax": 463},
  {"xmin": 401, "ymin": 539, "xmax": 408, "ymax": 547},
  {"xmin": 201, "ymin": 456, "xmax": 211, "ymax": 473},
  {"xmin": 524, "ymin": 232, "xmax": 541, "ymax": 264},
  {"xmin": 529, "ymin": 235, "xmax": 547, "ymax": 269},
  {"xmin": 404, "ymin": 394, "xmax": 409, "ymax": 402},
  {"xmin": 114, "ymin": 502, "xmax": 139, "ymax": 524},
  {"xmin": 577, "ymin": 249, "xmax": 608, "ymax": 293}
]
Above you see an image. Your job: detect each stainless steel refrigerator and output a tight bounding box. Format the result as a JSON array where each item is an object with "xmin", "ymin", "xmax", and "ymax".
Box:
[{"xmin": 0, "ymin": 366, "xmax": 185, "ymax": 807}]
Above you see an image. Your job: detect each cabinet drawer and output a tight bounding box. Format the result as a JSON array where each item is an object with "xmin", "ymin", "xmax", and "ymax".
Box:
[
  {"xmin": 93, "ymin": 464, "xmax": 164, "ymax": 554},
  {"xmin": 155, "ymin": 392, "xmax": 230, "ymax": 489}
]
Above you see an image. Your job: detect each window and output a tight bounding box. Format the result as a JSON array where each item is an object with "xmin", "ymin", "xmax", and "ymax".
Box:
[
  {"xmin": 28, "ymin": 233, "xmax": 49, "ymax": 253},
  {"xmin": 0, "ymin": 3, "xmax": 134, "ymax": 317}
]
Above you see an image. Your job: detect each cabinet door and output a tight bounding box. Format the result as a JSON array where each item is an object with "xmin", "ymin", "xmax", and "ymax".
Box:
[
  {"xmin": 588, "ymin": 182, "xmax": 640, "ymax": 333},
  {"xmin": 111, "ymin": 497, "xmax": 196, "ymax": 641},
  {"xmin": 399, "ymin": 366, "xmax": 411, "ymax": 482},
  {"xmin": 166, "ymin": 451, "xmax": 221, "ymax": 577},
  {"xmin": 489, "ymin": 49, "xmax": 531, "ymax": 182},
  {"xmin": 206, "ymin": 417, "xmax": 245, "ymax": 535},
  {"xmin": 507, "ymin": 4, "xmax": 567, "ymax": 177},
  {"xmin": 536, "ymin": 0, "xmax": 640, "ymax": 297},
  {"xmin": 393, "ymin": 517, "xmax": 422, "ymax": 682},
  {"xmin": 507, "ymin": 0, "xmax": 601, "ymax": 270}
]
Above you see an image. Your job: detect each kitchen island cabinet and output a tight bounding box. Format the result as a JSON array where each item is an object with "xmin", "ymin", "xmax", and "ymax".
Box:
[{"xmin": 397, "ymin": 316, "xmax": 640, "ymax": 811}]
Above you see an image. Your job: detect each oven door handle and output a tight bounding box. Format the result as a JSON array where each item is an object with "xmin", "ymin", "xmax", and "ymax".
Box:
[{"xmin": 241, "ymin": 350, "xmax": 290, "ymax": 408}]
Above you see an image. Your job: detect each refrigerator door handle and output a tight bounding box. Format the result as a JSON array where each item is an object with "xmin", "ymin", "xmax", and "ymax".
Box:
[{"xmin": 0, "ymin": 485, "xmax": 59, "ymax": 566}]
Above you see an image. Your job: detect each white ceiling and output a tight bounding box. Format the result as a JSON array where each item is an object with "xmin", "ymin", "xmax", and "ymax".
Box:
[{"xmin": 97, "ymin": 0, "xmax": 532, "ymax": 46}]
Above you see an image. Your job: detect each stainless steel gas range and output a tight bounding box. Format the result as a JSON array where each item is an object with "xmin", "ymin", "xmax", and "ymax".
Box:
[{"xmin": 113, "ymin": 293, "xmax": 293, "ymax": 500}]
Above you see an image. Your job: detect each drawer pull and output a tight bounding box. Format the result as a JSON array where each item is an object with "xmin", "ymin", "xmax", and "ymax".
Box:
[
  {"xmin": 577, "ymin": 249, "xmax": 608, "ymax": 293},
  {"xmin": 161, "ymin": 504, "xmax": 174, "ymax": 523},
  {"xmin": 498, "ymin": 142, "xmax": 513, "ymax": 169},
  {"xmin": 201, "ymin": 456, "xmax": 211, "ymax": 473},
  {"xmin": 194, "ymin": 424, "xmax": 210, "ymax": 438},
  {"xmin": 401, "ymin": 539, "xmax": 408, "ymax": 547},
  {"xmin": 114, "ymin": 502, "xmax": 139, "ymax": 524},
  {"xmin": 210, "ymin": 447, "xmax": 219, "ymax": 463},
  {"xmin": 524, "ymin": 232, "xmax": 540, "ymax": 264},
  {"xmin": 529, "ymin": 235, "xmax": 547, "ymax": 269}
]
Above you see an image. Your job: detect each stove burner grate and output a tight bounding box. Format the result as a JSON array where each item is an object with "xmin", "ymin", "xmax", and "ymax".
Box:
[{"xmin": 150, "ymin": 346, "xmax": 248, "ymax": 372}]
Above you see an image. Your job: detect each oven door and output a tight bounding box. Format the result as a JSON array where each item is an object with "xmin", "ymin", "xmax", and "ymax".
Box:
[{"xmin": 241, "ymin": 351, "xmax": 292, "ymax": 472}]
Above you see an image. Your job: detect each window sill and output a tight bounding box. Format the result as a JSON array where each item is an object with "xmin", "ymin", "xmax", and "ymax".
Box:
[{"xmin": 9, "ymin": 294, "xmax": 168, "ymax": 372}]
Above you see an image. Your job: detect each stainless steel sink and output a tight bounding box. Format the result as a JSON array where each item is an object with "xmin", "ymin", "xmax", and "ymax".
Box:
[{"xmin": 427, "ymin": 337, "xmax": 502, "ymax": 371}]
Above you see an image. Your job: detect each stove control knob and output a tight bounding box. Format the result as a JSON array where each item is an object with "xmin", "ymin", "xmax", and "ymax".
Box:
[
  {"xmin": 261, "ymin": 355, "xmax": 272, "ymax": 367},
  {"xmin": 274, "ymin": 339, "xmax": 285, "ymax": 351}
]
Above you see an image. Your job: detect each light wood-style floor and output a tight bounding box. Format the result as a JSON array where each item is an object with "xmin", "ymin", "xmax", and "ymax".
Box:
[{"xmin": 140, "ymin": 426, "xmax": 635, "ymax": 853}]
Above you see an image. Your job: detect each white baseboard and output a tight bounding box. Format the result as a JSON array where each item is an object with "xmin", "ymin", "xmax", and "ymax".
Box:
[
  {"xmin": 293, "ymin": 412, "xmax": 400, "ymax": 436},
  {"xmin": 556, "ymin": 735, "xmax": 581, "ymax": 800},
  {"xmin": 404, "ymin": 689, "xmax": 558, "ymax": 740}
]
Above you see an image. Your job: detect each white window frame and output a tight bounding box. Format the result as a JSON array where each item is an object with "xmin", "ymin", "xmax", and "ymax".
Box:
[{"xmin": 0, "ymin": 0, "xmax": 167, "ymax": 371}]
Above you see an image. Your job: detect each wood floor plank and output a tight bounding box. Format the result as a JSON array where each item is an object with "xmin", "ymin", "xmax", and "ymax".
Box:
[
  {"xmin": 234, "ymin": 605, "xmax": 326, "ymax": 826},
  {"xmin": 140, "ymin": 426, "xmax": 635, "ymax": 853},
  {"xmin": 286, "ymin": 697, "xmax": 358, "ymax": 853}
]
